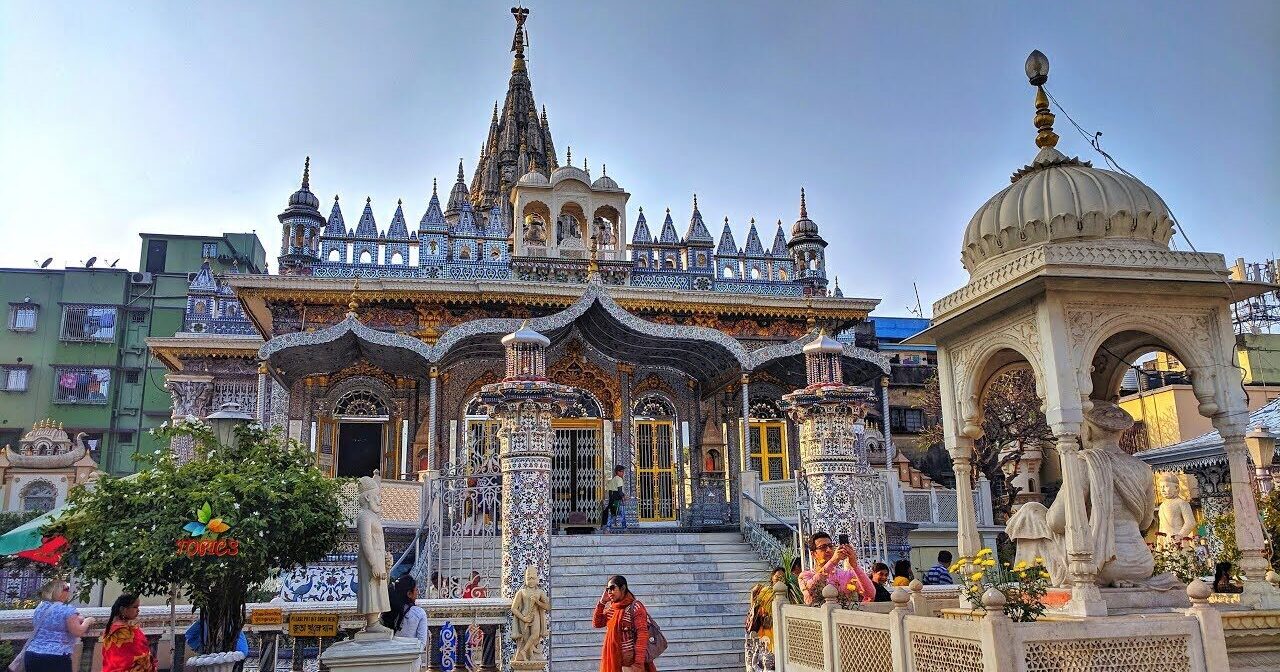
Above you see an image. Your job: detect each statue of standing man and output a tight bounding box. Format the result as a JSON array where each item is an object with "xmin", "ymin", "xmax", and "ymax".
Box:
[
  {"xmin": 357, "ymin": 472, "xmax": 393, "ymax": 635},
  {"xmin": 511, "ymin": 565, "xmax": 550, "ymax": 662}
]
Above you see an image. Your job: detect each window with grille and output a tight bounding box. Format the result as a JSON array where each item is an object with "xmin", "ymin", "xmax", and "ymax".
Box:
[
  {"xmin": 890, "ymin": 407, "xmax": 926, "ymax": 433},
  {"xmin": 748, "ymin": 420, "xmax": 789, "ymax": 482},
  {"xmin": 1, "ymin": 366, "xmax": 30, "ymax": 392},
  {"xmin": 202, "ymin": 242, "xmax": 219, "ymax": 258},
  {"xmin": 60, "ymin": 305, "xmax": 117, "ymax": 342},
  {"xmin": 124, "ymin": 370, "xmax": 140, "ymax": 384},
  {"xmin": 129, "ymin": 310, "xmax": 146, "ymax": 324},
  {"xmin": 53, "ymin": 367, "xmax": 111, "ymax": 404},
  {"xmin": 118, "ymin": 431, "xmax": 134, "ymax": 444},
  {"xmin": 8, "ymin": 304, "xmax": 37, "ymax": 331},
  {"xmin": 21, "ymin": 481, "xmax": 57, "ymax": 513}
]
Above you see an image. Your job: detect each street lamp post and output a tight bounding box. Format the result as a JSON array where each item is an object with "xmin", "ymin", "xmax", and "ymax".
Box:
[
  {"xmin": 1244, "ymin": 425, "xmax": 1277, "ymax": 495},
  {"xmin": 206, "ymin": 402, "xmax": 254, "ymax": 451}
]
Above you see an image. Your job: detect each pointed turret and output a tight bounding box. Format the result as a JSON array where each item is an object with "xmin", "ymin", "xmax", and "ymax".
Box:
[
  {"xmin": 278, "ymin": 157, "xmax": 325, "ymax": 274},
  {"xmin": 716, "ymin": 217, "xmax": 740, "ymax": 256},
  {"xmin": 355, "ymin": 197, "xmax": 379, "ymax": 238},
  {"xmin": 319, "ymin": 195, "xmax": 348, "ymax": 264},
  {"xmin": 631, "ymin": 207, "xmax": 652, "ymax": 244},
  {"xmin": 684, "ymin": 194, "xmax": 714, "ymax": 243},
  {"xmin": 658, "ymin": 209, "xmax": 681, "ymax": 245},
  {"xmin": 831, "ymin": 276, "xmax": 844, "ymax": 298},
  {"xmin": 445, "ymin": 159, "xmax": 470, "ymax": 223},
  {"xmin": 325, "ymin": 195, "xmax": 346, "ymax": 237},
  {"xmin": 387, "ymin": 199, "xmax": 409, "ymax": 239},
  {"xmin": 743, "ymin": 218, "xmax": 765, "ymax": 256},
  {"xmin": 770, "ymin": 220, "xmax": 788, "ymax": 256},
  {"xmin": 420, "ymin": 179, "xmax": 447, "ymax": 232},
  {"xmin": 471, "ymin": 8, "xmax": 558, "ymax": 214},
  {"xmin": 787, "ymin": 188, "xmax": 828, "ymax": 294}
]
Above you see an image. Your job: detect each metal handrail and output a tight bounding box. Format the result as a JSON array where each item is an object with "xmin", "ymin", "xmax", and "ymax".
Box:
[{"xmin": 741, "ymin": 490, "xmax": 799, "ymax": 533}]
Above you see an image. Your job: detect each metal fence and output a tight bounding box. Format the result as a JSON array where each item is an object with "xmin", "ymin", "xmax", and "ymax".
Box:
[{"xmin": 412, "ymin": 465, "xmax": 502, "ymax": 600}]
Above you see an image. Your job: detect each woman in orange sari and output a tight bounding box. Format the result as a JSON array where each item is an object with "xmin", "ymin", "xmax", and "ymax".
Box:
[
  {"xmin": 592, "ymin": 575, "xmax": 657, "ymax": 672},
  {"xmin": 100, "ymin": 594, "xmax": 155, "ymax": 672}
]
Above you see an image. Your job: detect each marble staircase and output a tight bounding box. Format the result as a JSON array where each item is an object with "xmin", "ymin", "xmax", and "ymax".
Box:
[{"xmin": 549, "ymin": 531, "xmax": 771, "ymax": 672}]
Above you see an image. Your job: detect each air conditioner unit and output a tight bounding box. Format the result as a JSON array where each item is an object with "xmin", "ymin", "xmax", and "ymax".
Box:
[{"xmin": 130, "ymin": 272, "xmax": 154, "ymax": 285}]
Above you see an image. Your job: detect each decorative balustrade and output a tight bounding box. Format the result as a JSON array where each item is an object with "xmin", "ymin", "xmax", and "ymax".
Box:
[
  {"xmin": 338, "ymin": 479, "xmax": 423, "ymax": 527},
  {"xmin": 772, "ymin": 582, "xmax": 1229, "ymax": 672},
  {"xmin": 0, "ymin": 598, "xmax": 509, "ymax": 672},
  {"xmin": 184, "ymin": 317, "xmax": 259, "ymax": 335}
]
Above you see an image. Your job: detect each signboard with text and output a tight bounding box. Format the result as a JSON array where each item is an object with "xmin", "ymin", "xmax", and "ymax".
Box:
[{"xmin": 288, "ymin": 613, "xmax": 339, "ymax": 638}]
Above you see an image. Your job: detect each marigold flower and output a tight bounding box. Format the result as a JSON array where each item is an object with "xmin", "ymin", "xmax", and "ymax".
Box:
[
  {"xmin": 970, "ymin": 572, "xmax": 984, "ymax": 582},
  {"xmin": 977, "ymin": 547, "xmax": 993, "ymax": 557}
]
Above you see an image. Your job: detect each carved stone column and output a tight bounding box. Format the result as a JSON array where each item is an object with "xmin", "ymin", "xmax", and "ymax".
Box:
[
  {"xmin": 164, "ymin": 374, "xmax": 214, "ymax": 463},
  {"xmin": 1216, "ymin": 421, "xmax": 1279, "ymax": 607},
  {"xmin": 949, "ymin": 436, "xmax": 982, "ymax": 559},
  {"xmin": 256, "ymin": 361, "xmax": 270, "ymax": 425},
  {"xmin": 781, "ymin": 333, "xmax": 876, "ymax": 547},
  {"xmin": 478, "ymin": 325, "xmax": 575, "ymax": 671},
  {"xmin": 477, "ymin": 325, "xmax": 576, "ymax": 597},
  {"xmin": 1051, "ymin": 425, "xmax": 1105, "ymax": 616},
  {"xmin": 427, "ymin": 366, "xmax": 439, "ymax": 472}
]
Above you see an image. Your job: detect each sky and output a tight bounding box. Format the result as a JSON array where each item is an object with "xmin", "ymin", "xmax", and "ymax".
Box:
[{"xmin": 1, "ymin": 1, "xmax": 1276, "ymax": 317}]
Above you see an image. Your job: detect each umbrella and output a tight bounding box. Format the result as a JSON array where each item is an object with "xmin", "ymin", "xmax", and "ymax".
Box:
[{"xmin": 0, "ymin": 506, "xmax": 66, "ymax": 557}]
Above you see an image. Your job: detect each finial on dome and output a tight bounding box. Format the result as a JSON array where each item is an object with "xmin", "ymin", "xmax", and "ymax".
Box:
[
  {"xmin": 602, "ymin": 164, "xmax": 606, "ymax": 177},
  {"xmin": 1025, "ymin": 50, "xmax": 1058, "ymax": 149},
  {"xmin": 334, "ymin": 194, "xmax": 339, "ymax": 203},
  {"xmin": 800, "ymin": 188, "xmax": 808, "ymax": 219},
  {"xmin": 492, "ymin": 101, "xmax": 499, "ymax": 123},
  {"xmin": 432, "ymin": 178, "xmax": 438, "ymax": 195},
  {"xmin": 301, "ymin": 156, "xmax": 311, "ymax": 189},
  {"xmin": 365, "ymin": 196, "xmax": 371, "ymax": 204},
  {"xmin": 693, "ymin": 193, "xmax": 699, "ymax": 211},
  {"xmin": 566, "ymin": 146, "xmax": 571, "ymax": 165},
  {"xmin": 457, "ymin": 158, "xmax": 465, "ymax": 181}
]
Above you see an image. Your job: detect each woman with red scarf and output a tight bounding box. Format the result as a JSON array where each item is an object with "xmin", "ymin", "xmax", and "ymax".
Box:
[
  {"xmin": 100, "ymin": 594, "xmax": 154, "ymax": 672},
  {"xmin": 592, "ymin": 575, "xmax": 657, "ymax": 672}
]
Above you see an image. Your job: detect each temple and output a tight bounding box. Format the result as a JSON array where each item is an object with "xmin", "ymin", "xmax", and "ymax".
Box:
[{"xmin": 148, "ymin": 8, "xmax": 884, "ymax": 539}]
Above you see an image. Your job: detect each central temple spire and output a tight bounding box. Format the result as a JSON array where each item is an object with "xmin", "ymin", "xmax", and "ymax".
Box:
[{"xmin": 469, "ymin": 6, "xmax": 558, "ymax": 227}]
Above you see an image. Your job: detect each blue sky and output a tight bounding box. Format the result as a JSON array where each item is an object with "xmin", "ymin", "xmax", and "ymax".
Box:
[{"xmin": 1, "ymin": 1, "xmax": 1275, "ymax": 316}]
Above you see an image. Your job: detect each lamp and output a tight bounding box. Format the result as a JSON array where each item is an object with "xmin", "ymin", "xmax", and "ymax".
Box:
[
  {"xmin": 206, "ymin": 402, "xmax": 254, "ymax": 451},
  {"xmin": 1245, "ymin": 425, "xmax": 1277, "ymax": 495}
]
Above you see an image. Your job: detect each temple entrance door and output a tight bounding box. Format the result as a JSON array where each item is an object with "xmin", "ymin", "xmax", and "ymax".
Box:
[
  {"xmin": 337, "ymin": 421, "xmax": 384, "ymax": 478},
  {"xmin": 635, "ymin": 419, "xmax": 676, "ymax": 521},
  {"xmin": 551, "ymin": 418, "xmax": 603, "ymax": 530}
]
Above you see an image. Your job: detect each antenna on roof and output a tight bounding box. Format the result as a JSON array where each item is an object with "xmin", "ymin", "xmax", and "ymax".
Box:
[{"xmin": 907, "ymin": 282, "xmax": 924, "ymax": 318}]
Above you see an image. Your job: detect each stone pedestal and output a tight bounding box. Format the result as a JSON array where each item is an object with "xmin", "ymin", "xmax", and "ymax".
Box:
[{"xmin": 318, "ymin": 636, "xmax": 422, "ymax": 672}]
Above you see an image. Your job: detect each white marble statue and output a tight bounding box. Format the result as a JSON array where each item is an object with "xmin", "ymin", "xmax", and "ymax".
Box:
[
  {"xmin": 511, "ymin": 565, "xmax": 550, "ymax": 662},
  {"xmin": 1156, "ymin": 472, "xmax": 1198, "ymax": 548},
  {"xmin": 1008, "ymin": 401, "xmax": 1178, "ymax": 589},
  {"xmin": 1005, "ymin": 502, "xmax": 1063, "ymax": 580},
  {"xmin": 357, "ymin": 471, "xmax": 393, "ymax": 634}
]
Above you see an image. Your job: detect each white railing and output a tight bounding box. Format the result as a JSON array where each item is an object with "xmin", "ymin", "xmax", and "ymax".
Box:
[
  {"xmin": 889, "ymin": 476, "xmax": 994, "ymax": 527},
  {"xmin": 771, "ymin": 582, "xmax": 1228, "ymax": 672}
]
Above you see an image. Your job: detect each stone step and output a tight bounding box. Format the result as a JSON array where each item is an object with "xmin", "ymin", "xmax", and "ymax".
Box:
[{"xmin": 548, "ymin": 531, "xmax": 768, "ymax": 672}]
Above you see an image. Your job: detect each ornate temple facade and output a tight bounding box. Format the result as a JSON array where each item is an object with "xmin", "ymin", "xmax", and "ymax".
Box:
[{"xmin": 148, "ymin": 9, "xmax": 886, "ymax": 537}]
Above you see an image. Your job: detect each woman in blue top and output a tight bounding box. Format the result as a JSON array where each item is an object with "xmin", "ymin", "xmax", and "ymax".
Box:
[{"xmin": 27, "ymin": 580, "xmax": 95, "ymax": 672}]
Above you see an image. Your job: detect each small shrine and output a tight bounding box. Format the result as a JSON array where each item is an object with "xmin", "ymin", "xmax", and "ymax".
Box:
[{"xmin": 0, "ymin": 420, "xmax": 100, "ymax": 513}]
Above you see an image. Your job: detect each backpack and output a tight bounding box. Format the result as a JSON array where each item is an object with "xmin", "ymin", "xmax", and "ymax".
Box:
[{"xmin": 625, "ymin": 601, "xmax": 668, "ymax": 661}]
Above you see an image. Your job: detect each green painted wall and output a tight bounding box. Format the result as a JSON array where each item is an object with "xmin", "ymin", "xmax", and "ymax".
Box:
[
  {"xmin": 2, "ymin": 232, "xmax": 265, "ymax": 475},
  {"xmin": 1, "ymin": 268, "xmax": 128, "ymax": 466}
]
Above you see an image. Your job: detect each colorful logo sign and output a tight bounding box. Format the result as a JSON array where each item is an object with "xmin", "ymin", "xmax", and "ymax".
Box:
[{"xmin": 175, "ymin": 502, "xmax": 239, "ymax": 557}]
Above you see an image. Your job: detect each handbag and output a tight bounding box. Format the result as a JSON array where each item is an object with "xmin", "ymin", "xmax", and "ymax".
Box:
[{"xmin": 621, "ymin": 602, "xmax": 668, "ymax": 665}]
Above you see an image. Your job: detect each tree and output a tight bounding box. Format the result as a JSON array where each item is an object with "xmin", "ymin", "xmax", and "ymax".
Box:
[
  {"xmin": 51, "ymin": 420, "xmax": 345, "ymax": 654},
  {"xmin": 916, "ymin": 367, "xmax": 1054, "ymax": 520}
]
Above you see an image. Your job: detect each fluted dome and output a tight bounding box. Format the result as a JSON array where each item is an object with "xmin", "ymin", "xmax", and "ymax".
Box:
[
  {"xmin": 517, "ymin": 169, "xmax": 549, "ymax": 187},
  {"xmin": 549, "ymin": 165, "xmax": 590, "ymax": 187},
  {"xmin": 289, "ymin": 185, "xmax": 320, "ymax": 209},
  {"xmin": 961, "ymin": 147, "xmax": 1175, "ymax": 275},
  {"xmin": 591, "ymin": 174, "xmax": 621, "ymax": 191}
]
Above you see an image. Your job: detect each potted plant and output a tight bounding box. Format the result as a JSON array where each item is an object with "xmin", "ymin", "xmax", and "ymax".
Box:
[{"xmin": 51, "ymin": 417, "xmax": 344, "ymax": 669}]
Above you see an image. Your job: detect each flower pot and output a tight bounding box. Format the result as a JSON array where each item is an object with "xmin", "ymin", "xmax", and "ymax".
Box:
[{"xmin": 186, "ymin": 650, "xmax": 246, "ymax": 672}]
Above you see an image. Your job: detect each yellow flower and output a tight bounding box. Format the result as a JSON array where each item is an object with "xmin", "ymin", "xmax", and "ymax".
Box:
[
  {"xmin": 970, "ymin": 572, "xmax": 984, "ymax": 582},
  {"xmin": 1034, "ymin": 557, "xmax": 1045, "ymax": 565},
  {"xmin": 1015, "ymin": 560, "xmax": 1028, "ymax": 571},
  {"xmin": 949, "ymin": 563, "xmax": 961, "ymax": 572},
  {"xmin": 977, "ymin": 547, "xmax": 993, "ymax": 557}
]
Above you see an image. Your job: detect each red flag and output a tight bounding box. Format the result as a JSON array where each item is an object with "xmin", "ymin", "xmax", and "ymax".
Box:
[{"xmin": 18, "ymin": 535, "xmax": 67, "ymax": 565}]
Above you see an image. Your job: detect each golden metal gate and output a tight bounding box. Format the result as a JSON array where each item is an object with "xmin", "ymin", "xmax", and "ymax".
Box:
[
  {"xmin": 635, "ymin": 419, "xmax": 676, "ymax": 521},
  {"xmin": 551, "ymin": 419, "xmax": 603, "ymax": 528}
]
